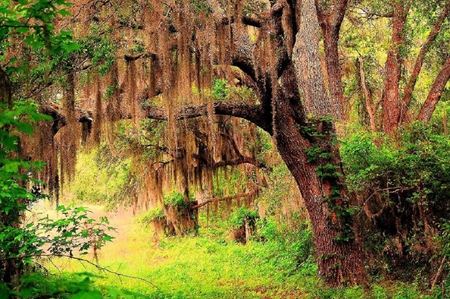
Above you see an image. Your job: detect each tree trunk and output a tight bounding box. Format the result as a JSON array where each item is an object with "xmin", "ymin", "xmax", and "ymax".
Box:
[
  {"xmin": 322, "ymin": 29, "xmax": 345, "ymax": 119},
  {"xmin": 382, "ymin": 3, "xmax": 409, "ymax": 133},
  {"xmin": 288, "ymin": 0, "xmax": 366, "ymax": 285},
  {"xmin": 274, "ymin": 99, "xmax": 367, "ymax": 286},
  {"xmin": 317, "ymin": 0, "xmax": 349, "ymax": 120},
  {"xmin": 402, "ymin": 3, "xmax": 450, "ymax": 117},
  {"xmin": 417, "ymin": 56, "xmax": 450, "ymax": 122}
]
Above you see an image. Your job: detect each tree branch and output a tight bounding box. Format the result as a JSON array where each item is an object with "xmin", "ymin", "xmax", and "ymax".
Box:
[
  {"xmin": 14, "ymin": 254, "xmax": 161, "ymax": 290},
  {"xmin": 124, "ymin": 53, "xmax": 157, "ymax": 62},
  {"xmin": 417, "ymin": 56, "xmax": 450, "ymax": 122},
  {"xmin": 144, "ymin": 102, "xmax": 271, "ymax": 132},
  {"xmin": 402, "ymin": 3, "xmax": 450, "ymax": 113},
  {"xmin": 359, "ymin": 57, "xmax": 377, "ymax": 132},
  {"xmin": 191, "ymin": 188, "xmax": 259, "ymax": 209}
]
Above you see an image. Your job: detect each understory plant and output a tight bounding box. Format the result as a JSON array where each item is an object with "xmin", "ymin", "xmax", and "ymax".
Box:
[
  {"xmin": 0, "ymin": 101, "xmax": 115, "ymax": 295},
  {"xmin": 341, "ymin": 122, "xmax": 450, "ymax": 285}
]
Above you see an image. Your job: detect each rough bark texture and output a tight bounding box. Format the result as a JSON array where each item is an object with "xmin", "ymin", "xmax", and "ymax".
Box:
[
  {"xmin": 417, "ymin": 56, "xmax": 450, "ymax": 122},
  {"xmin": 293, "ymin": 0, "xmax": 330, "ymax": 117},
  {"xmin": 316, "ymin": 0, "xmax": 348, "ymax": 120},
  {"xmin": 382, "ymin": 2, "xmax": 409, "ymax": 133},
  {"xmin": 402, "ymin": 3, "xmax": 450, "ymax": 117},
  {"xmin": 274, "ymin": 77, "xmax": 367, "ymax": 285}
]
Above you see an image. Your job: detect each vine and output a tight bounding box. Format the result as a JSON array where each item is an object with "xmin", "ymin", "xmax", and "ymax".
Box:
[{"xmin": 301, "ymin": 116, "xmax": 356, "ymax": 243}]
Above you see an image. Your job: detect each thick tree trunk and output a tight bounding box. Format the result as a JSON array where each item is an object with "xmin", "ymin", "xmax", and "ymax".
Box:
[
  {"xmin": 322, "ymin": 29, "xmax": 345, "ymax": 119},
  {"xmin": 274, "ymin": 100, "xmax": 367, "ymax": 286},
  {"xmin": 287, "ymin": 0, "xmax": 366, "ymax": 285}
]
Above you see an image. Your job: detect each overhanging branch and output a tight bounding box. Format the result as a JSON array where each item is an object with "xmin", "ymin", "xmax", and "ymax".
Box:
[
  {"xmin": 144, "ymin": 102, "xmax": 271, "ymax": 132},
  {"xmin": 191, "ymin": 188, "xmax": 259, "ymax": 209}
]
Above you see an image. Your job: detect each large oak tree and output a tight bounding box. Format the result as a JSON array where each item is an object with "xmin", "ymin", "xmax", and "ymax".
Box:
[{"xmin": 10, "ymin": 0, "xmax": 450, "ymax": 286}]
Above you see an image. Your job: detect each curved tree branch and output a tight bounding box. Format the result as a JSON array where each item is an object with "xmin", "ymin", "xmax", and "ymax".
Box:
[
  {"xmin": 417, "ymin": 56, "xmax": 450, "ymax": 122},
  {"xmin": 191, "ymin": 188, "xmax": 259, "ymax": 209},
  {"xmin": 144, "ymin": 102, "xmax": 271, "ymax": 133},
  {"xmin": 402, "ymin": 2, "xmax": 450, "ymax": 114}
]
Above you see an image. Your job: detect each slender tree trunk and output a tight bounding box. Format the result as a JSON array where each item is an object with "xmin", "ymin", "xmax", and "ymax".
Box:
[
  {"xmin": 417, "ymin": 56, "xmax": 450, "ymax": 122},
  {"xmin": 402, "ymin": 3, "xmax": 450, "ymax": 118},
  {"xmin": 382, "ymin": 3, "xmax": 409, "ymax": 133}
]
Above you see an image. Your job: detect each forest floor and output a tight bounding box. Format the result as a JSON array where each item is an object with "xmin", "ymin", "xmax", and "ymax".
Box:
[{"xmin": 31, "ymin": 203, "xmax": 429, "ymax": 298}]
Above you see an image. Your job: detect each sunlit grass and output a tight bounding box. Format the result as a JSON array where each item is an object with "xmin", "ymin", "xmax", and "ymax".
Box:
[
  {"xmin": 36, "ymin": 204, "xmax": 431, "ymax": 298},
  {"xmin": 37, "ymin": 204, "xmax": 311, "ymax": 298}
]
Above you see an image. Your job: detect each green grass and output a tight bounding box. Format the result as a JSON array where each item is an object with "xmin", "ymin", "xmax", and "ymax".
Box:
[
  {"xmin": 34, "ymin": 210, "xmax": 432, "ymax": 299},
  {"xmin": 43, "ymin": 222, "xmax": 311, "ymax": 298}
]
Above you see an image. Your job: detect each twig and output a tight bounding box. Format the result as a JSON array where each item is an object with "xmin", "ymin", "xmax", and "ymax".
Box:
[
  {"xmin": 431, "ymin": 255, "xmax": 447, "ymax": 291},
  {"xmin": 3, "ymin": 254, "xmax": 160, "ymax": 290},
  {"xmin": 51, "ymin": 255, "xmax": 159, "ymax": 290},
  {"xmin": 357, "ymin": 186, "xmax": 414, "ymax": 216}
]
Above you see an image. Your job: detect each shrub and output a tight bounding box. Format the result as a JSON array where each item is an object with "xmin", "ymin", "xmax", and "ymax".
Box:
[{"xmin": 341, "ymin": 123, "xmax": 450, "ymax": 283}]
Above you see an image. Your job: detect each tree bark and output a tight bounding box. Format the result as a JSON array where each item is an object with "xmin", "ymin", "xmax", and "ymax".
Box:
[
  {"xmin": 417, "ymin": 56, "xmax": 450, "ymax": 122},
  {"xmin": 316, "ymin": 0, "xmax": 348, "ymax": 120},
  {"xmin": 402, "ymin": 3, "xmax": 450, "ymax": 118},
  {"xmin": 382, "ymin": 2, "xmax": 409, "ymax": 133},
  {"xmin": 274, "ymin": 83, "xmax": 367, "ymax": 286},
  {"xmin": 359, "ymin": 58, "xmax": 377, "ymax": 132}
]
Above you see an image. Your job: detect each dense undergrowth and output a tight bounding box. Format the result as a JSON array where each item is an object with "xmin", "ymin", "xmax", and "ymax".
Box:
[
  {"xmin": 15, "ymin": 212, "xmax": 433, "ymax": 298},
  {"xmin": 9, "ymin": 122, "xmax": 448, "ymax": 298},
  {"xmin": 4, "ymin": 123, "xmax": 450, "ymax": 298}
]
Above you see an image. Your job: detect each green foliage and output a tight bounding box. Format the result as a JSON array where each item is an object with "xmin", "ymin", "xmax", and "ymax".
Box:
[
  {"xmin": 189, "ymin": 0, "xmax": 213, "ymax": 15},
  {"xmin": 0, "ymin": 100, "xmax": 50, "ymax": 222},
  {"xmin": 341, "ymin": 123, "xmax": 450, "ymax": 280},
  {"xmin": 212, "ymin": 78, "xmax": 230, "ymax": 100},
  {"xmin": 1, "ymin": 204, "xmax": 115, "ymax": 261},
  {"xmin": 0, "ymin": 0, "xmax": 77, "ymax": 56},
  {"xmin": 139, "ymin": 207, "xmax": 166, "ymax": 223},
  {"xmin": 72, "ymin": 147, "xmax": 133, "ymax": 209},
  {"xmin": 0, "ymin": 100, "xmax": 115, "ymax": 293},
  {"xmin": 1, "ymin": 272, "xmax": 144, "ymax": 298},
  {"xmin": 30, "ymin": 215, "xmax": 435, "ymax": 298},
  {"xmin": 341, "ymin": 123, "xmax": 450, "ymax": 200},
  {"xmin": 257, "ymin": 215, "xmax": 315, "ymax": 277},
  {"xmin": 164, "ymin": 191, "xmax": 186, "ymax": 208},
  {"xmin": 1, "ymin": 0, "xmax": 80, "ymax": 94},
  {"xmin": 77, "ymin": 28, "xmax": 117, "ymax": 76},
  {"xmin": 229, "ymin": 207, "xmax": 259, "ymax": 229}
]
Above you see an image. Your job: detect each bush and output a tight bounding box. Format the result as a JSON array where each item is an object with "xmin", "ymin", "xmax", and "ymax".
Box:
[
  {"xmin": 140, "ymin": 207, "xmax": 166, "ymax": 223},
  {"xmin": 341, "ymin": 123, "xmax": 450, "ymax": 283}
]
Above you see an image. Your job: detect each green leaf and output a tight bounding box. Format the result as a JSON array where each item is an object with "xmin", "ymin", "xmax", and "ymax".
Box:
[{"xmin": 63, "ymin": 41, "xmax": 81, "ymax": 52}]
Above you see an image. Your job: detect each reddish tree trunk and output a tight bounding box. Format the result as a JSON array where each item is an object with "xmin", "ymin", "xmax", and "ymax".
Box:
[
  {"xmin": 417, "ymin": 57, "xmax": 450, "ymax": 122},
  {"xmin": 382, "ymin": 3, "xmax": 409, "ymax": 133},
  {"xmin": 274, "ymin": 93, "xmax": 367, "ymax": 286},
  {"xmin": 402, "ymin": 3, "xmax": 450, "ymax": 116}
]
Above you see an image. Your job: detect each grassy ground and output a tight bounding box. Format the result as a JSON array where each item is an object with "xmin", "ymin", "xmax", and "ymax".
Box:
[{"xmin": 32, "ymin": 204, "xmax": 430, "ymax": 299}]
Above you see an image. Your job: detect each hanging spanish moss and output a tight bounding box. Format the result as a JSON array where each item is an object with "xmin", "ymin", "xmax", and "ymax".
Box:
[
  {"xmin": 15, "ymin": 0, "xmax": 278, "ymax": 235},
  {"xmin": 91, "ymin": 73, "xmax": 102, "ymax": 145},
  {"xmin": 58, "ymin": 68, "xmax": 80, "ymax": 198}
]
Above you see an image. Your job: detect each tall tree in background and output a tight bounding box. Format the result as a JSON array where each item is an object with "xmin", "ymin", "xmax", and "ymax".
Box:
[{"xmin": 345, "ymin": 0, "xmax": 450, "ymax": 132}]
